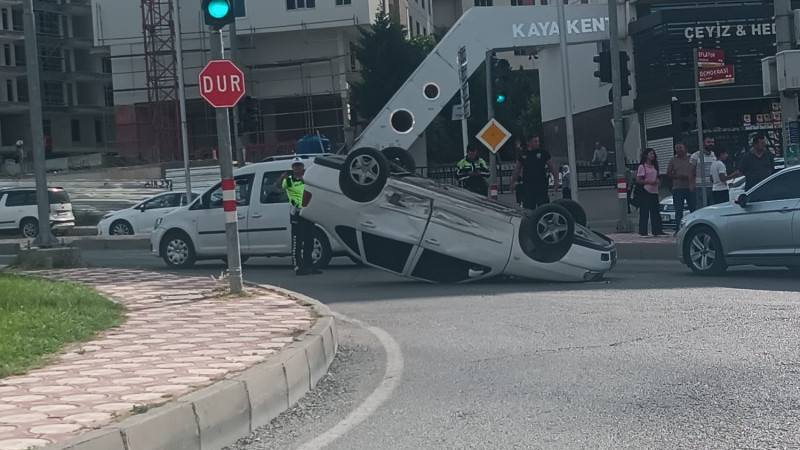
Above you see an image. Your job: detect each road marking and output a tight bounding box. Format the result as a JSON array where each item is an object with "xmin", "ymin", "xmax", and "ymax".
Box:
[{"xmin": 297, "ymin": 313, "xmax": 404, "ymax": 450}]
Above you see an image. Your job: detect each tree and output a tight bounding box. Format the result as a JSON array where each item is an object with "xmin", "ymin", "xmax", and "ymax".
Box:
[{"xmin": 350, "ymin": 5, "xmax": 427, "ymax": 122}]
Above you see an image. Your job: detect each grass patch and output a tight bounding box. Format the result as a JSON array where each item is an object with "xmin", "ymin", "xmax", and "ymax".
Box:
[{"xmin": 0, "ymin": 273, "xmax": 125, "ymax": 378}]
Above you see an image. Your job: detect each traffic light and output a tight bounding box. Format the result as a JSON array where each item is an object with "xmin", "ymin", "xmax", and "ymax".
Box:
[
  {"xmin": 491, "ymin": 57, "xmax": 511, "ymax": 104},
  {"xmin": 237, "ymin": 95, "xmax": 260, "ymax": 134},
  {"xmin": 619, "ymin": 50, "xmax": 631, "ymax": 96},
  {"xmin": 202, "ymin": 0, "xmax": 235, "ymax": 30},
  {"xmin": 593, "ymin": 51, "xmax": 611, "ymax": 83}
]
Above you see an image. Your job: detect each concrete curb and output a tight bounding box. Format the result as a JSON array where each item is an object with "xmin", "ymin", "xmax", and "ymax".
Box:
[
  {"xmin": 43, "ymin": 285, "xmax": 337, "ymax": 450},
  {"xmin": 69, "ymin": 237, "xmax": 150, "ymax": 251}
]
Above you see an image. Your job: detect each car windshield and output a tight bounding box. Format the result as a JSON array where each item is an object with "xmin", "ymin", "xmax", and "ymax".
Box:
[{"xmin": 48, "ymin": 190, "xmax": 70, "ymax": 204}]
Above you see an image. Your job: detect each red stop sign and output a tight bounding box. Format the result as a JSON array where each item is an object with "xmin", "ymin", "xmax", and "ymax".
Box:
[{"xmin": 198, "ymin": 60, "xmax": 245, "ymax": 108}]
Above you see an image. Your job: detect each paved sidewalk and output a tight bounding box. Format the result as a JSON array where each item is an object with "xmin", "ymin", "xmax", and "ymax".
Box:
[{"xmin": 0, "ymin": 269, "xmax": 317, "ymax": 450}]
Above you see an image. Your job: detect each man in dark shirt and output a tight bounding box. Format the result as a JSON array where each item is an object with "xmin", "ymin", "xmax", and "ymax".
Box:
[
  {"xmin": 739, "ymin": 132, "xmax": 775, "ymax": 191},
  {"xmin": 510, "ymin": 135, "xmax": 559, "ymax": 210}
]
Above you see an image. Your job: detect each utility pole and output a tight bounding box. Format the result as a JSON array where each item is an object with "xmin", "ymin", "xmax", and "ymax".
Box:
[
  {"xmin": 210, "ymin": 30, "xmax": 243, "ymax": 294},
  {"xmin": 608, "ymin": 0, "xmax": 633, "ymax": 232},
  {"xmin": 23, "ymin": 0, "xmax": 57, "ymax": 247},
  {"xmin": 556, "ymin": 0, "xmax": 578, "ymax": 201},
  {"xmin": 174, "ymin": 0, "xmax": 192, "ymax": 199},
  {"xmin": 693, "ymin": 51, "xmax": 708, "ymax": 208},
  {"xmin": 485, "ymin": 51, "xmax": 497, "ymax": 192},
  {"xmin": 776, "ymin": 0, "xmax": 798, "ymax": 153},
  {"xmin": 229, "ymin": 20, "xmax": 246, "ymax": 167}
]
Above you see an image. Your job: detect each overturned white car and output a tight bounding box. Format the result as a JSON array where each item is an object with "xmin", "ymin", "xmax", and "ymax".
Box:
[{"xmin": 300, "ymin": 148, "xmax": 616, "ymax": 283}]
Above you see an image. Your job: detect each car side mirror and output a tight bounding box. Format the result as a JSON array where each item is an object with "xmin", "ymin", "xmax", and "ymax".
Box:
[{"xmin": 736, "ymin": 193, "xmax": 748, "ymax": 207}]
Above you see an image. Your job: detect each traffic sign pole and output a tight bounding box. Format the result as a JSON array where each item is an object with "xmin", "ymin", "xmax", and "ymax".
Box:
[
  {"xmin": 485, "ymin": 51, "xmax": 497, "ymax": 198},
  {"xmin": 209, "ymin": 29, "xmax": 243, "ymax": 294}
]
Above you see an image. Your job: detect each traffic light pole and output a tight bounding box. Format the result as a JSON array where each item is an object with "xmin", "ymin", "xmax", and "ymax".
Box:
[
  {"xmin": 229, "ymin": 21, "xmax": 246, "ymax": 167},
  {"xmin": 556, "ymin": 0, "xmax": 578, "ymax": 200},
  {"xmin": 23, "ymin": 0, "xmax": 57, "ymax": 248},
  {"xmin": 776, "ymin": 0, "xmax": 799, "ymax": 154},
  {"xmin": 210, "ymin": 28, "xmax": 243, "ymax": 294},
  {"xmin": 485, "ymin": 52, "xmax": 497, "ymax": 192},
  {"xmin": 608, "ymin": 0, "xmax": 633, "ymax": 232}
]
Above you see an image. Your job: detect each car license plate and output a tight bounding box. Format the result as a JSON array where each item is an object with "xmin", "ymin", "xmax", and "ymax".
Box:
[{"xmin": 661, "ymin": 215, "xmax": 670, "ymax": 222}]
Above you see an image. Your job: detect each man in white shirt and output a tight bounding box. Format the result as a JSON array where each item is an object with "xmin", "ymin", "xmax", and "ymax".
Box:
[
  {"xmin": 690, "ymin": 136, "xmax": 716, "ymax": 208},
  {"xmin": 591, "ymin": 141, "xmax": 608, "ymax": 179},
  {"xmin": 709, "ymin": 148, "xmax": 740, "ymax": 205}
]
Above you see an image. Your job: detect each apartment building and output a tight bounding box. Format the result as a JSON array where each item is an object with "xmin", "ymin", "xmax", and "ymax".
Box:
[
  {"xmin": 91, "ymin": 0, "xmax": 434, "ymax": 163},
  {"xmin": 0, "ymin": 0, "xmax": 114, "ymax": 159}
]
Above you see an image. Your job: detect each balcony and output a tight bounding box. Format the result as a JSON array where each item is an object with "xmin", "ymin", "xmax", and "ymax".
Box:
[
  {"xmin": 0, "ymin": 100, "xmax": 30, "ymax": 114},
  {"xmin": 0, "ymin": 28, "xmax": 24, "ymax": 42}
]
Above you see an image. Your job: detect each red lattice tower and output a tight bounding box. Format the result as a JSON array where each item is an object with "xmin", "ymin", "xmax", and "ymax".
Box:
[{"xmin": 141, "ymin": 0, "xmax": 180, "ymax": 162}]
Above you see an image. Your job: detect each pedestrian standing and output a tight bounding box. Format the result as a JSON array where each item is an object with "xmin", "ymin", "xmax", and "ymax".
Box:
[
  {"xmin": 591, "ymin": 141, "xmax": 608, "ymax": 179},
  {"xmin": 561, "ymin": 165, "xmax": 572, "ymax": 199},
  {"xmin": 739, "ymin": 132, "xmax": 775, "ymax": 191},
  {"xmin": 636, "ymin": 148, "xmax": 665, "ymax": 237},
  {"xmin": 276, "ymin": 157, "xmax": 319, "ymax": 276},
  {"xmin": 456, "ymin": 144, "xmax": 490, "ymax": 195},
  {"xmin": 666, "ymin": 141, "xmax": 696, "ymax": 232},
  {"xmin": 690, "ymin": 136, "xmax": 716, "ymax": 208},
  {"xmin": 510, "ymin": 135, "xmax": 559, "ymax": 210},
  {"xmin": 512, "ymin": 138, "xmax": 525, "ymax": 206},
  {"xmin": 710, "ymin": 148, "xmax": 739, "ymax": 204}
]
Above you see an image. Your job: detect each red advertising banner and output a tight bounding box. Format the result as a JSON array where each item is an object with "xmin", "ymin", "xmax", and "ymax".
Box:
[
  {"xmin": 698, "ymin": 65, "xmax": 735, "ymax": 87},
  {"xmin": 697, "ymin": 49, "xmax": 725, "ymax": 67}
]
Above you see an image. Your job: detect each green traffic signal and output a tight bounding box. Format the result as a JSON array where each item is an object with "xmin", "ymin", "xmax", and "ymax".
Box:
[
  {"xmin": 495, "ymin": 94, "xmax": 506, "ymax": 104},
  {"xmin": 207, "ymin": 0, "xmax": 230, "ymax": 18}
]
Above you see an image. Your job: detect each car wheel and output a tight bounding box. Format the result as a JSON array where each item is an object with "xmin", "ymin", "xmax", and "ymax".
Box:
[
  {"xmin": 110, "ymin": 220, "xmax": 133, "ymax": 235},
  {"xmin": 20, "ymin": 218, "xmax": 39, "ymax": 238},
  {"xmin": 684, "ymin": 226, "xmax": 727, "ymax": 276},
  {"xmin": 518, "ymin": 204, "xmax": 575, "ymax": 263},
  {"xmin": 160, "ymin": 231, "xmax": 196, "ymax": 268},
  {"xmin": 553, "ymin": 199, "xmax": 587, "ymax": 227},
  {"xmin": 381, "ymin": 147, "xmax": 416, "ymax": 174},
  {"xmin": 312, "ymin": 228, "xmax": 333, "ymax": 269},
  {"xmin": 339, "ymin": 147, "xmax": 390, "ymax": 203}
]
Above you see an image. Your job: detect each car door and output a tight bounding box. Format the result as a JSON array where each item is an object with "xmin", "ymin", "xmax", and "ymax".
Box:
[
  {"xmin": 193, "ymin": 174, "xmax": 254, "ymax": 255},
  {"xmin": 2, "ymin": 191, "xmax": 30, "ymax": 230},
  {"xmin": 725, "ymin": 170, "xmax": 800, "ymax": 257},
  {"xmin": 246, "ymin": 170, "xmax": 293, "ymax": 255},
  {"xmin": 0, "ymin": 193, "xmax": 12, "ymax": 230},
  {"xmin": 355, "ymin": 183, "xmax": 432, "ymax": 275},
  {"xmin": 134, "ymin": 193, "xmax": 182, "ymax": 233}
]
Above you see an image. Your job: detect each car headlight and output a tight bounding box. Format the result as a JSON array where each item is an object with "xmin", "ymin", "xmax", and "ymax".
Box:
[
  {"xmin": 101, "ymin": 213, "xmax": 113, "ymax": 220},
  {"xmin": 154, "ymin": 217, "xmax": 163, "ymax": 229}
]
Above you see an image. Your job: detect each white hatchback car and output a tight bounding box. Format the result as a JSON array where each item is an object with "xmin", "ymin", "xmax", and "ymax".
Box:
[
  {"xmin": 0, "ymin": 187, "xmax": 75, "ymax": 238},
  {"xmin": 150, "ymin": 155, "xmax": 345, "ymax": 268},
  {"xmin": 97, "ymin": 191, "xmax": 195, "ymax": 236},
  {"xmin": 300, "ymin": 148, "xmax": 616, "ymax": 283}
]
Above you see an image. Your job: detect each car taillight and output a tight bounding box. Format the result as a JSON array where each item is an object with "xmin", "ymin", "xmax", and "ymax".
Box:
[{"xmin": 302, "ymin": 190, "xmax": 312, "ymax": 207}]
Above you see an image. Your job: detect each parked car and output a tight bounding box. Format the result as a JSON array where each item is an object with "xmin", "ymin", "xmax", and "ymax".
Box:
[
  {"xmin": 97, "ymin": 191, "xmax": 196, "ymax": 236},
  {"xmin": 660, "ymin": 176, "xmax": 747, "ymax": 229},
  {"xmin": 150, "ymin": 154, "xmax": 346, "ymax": 268},
  {"xmin": 677, "ymin": 165, "xmax": 800, "ymax": 275},
  {"xmin": 300, "ymin": 148, "xmax": 616, "ymax": 283},
  {"xmin": 0, "ymin": 187, "xmax": 74, "ymax": 238}
]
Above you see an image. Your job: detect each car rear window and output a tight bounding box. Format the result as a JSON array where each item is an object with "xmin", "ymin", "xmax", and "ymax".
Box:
[{"xmin": 48, "ymin": 190, "xmax": 71, "ymax": 204}]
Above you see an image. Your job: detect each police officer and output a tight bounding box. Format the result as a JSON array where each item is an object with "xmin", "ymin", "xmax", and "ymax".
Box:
[
  {"xmin": 510, "ymin": 135, "xmax": 559, "ymax": 210},
  {"xmin": 277, "ymin": 157, "xmax": 319, "ymax": 276},
  {"xmin": 456, "ymin": 144, "xmax": 490, "ymax": 195}
]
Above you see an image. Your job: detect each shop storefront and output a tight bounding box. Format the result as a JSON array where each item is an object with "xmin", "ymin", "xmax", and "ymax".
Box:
[{"xmin": 630, "ymin": 0, "xmax": 794, "ymax": 169}]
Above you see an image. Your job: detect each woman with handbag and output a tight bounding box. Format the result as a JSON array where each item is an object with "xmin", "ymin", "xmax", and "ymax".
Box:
[{"xmin": 636, "ymin": 148, "xmax": 666, "ymax": 237}]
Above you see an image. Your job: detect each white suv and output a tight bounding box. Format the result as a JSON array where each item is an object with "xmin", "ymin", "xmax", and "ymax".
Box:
[
  {"xmin": 0, "ymin": 187, "xmax": 75, "ymax": 238},
  {"xmin": 150, "ymin": 154, "xmax": 345, "ymax": 268}
]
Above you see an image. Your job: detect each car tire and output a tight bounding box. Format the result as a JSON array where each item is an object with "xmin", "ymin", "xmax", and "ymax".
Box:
[
  {"xmin": 20, "ymin": 217, "xmax": 39, "ymax": 238},
  {"xmin": 160, "ymin": 231, "xmax": 196, "ymax": 268},
  {"xmin": 339, "ymin": 147, "xmax": 390, "ymax": 203},
  {"xmin": 553, "ymin": 199, "xmax": 587, "ymax": 227},
  {"xmin": 312, "ymin": 228, "xmax": 333, "ymax": 269},
  {"xmin": 381, "ymin": 147, "xmax": 416, "ymax": 174},
  {"xmin": 684, "ymin": 226, "xmax": 727, "ymax": 276},
  {"xmin": 110, "ymin": 220, "xmax": 134, "ymax": 235},
  {"xmin": 518, "ymin": 204, "xmax": 575, "ymax": 263}
]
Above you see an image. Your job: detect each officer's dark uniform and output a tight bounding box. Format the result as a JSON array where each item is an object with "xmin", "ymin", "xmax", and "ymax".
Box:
[
  {"xmin": 281, "ymin": 168, "xmax": 316, "ymax": 275},
  {"xmin": 518, "ymin": 147, "xmax": 552, "ymax": 210}
]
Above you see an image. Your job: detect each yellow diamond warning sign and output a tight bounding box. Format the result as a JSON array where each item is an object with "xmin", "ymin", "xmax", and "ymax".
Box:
[{"xmin": 476, "ymin": 119, "xmax": 511, "ymax": 154}]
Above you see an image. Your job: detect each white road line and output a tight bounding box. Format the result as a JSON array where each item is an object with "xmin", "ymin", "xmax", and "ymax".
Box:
[{"xmin": 297, "ymin": 312, "xmax": 404, "ymax": 450}]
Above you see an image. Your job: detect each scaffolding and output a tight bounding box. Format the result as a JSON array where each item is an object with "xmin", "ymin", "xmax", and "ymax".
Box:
[{"xmin": 140, "ymin": 0, "xmax": 180, "ymax": 162}]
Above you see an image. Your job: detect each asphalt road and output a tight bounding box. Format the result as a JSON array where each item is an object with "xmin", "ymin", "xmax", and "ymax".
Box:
[{"xmin": 66, "ymin": 251, "xmax": 800, "ymax": 449}]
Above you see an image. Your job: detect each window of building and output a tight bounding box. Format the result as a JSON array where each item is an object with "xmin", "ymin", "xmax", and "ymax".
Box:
[
  {"xmin": 3, "ymin": 44, "xmax": 10, "ymax": 66},
  {"xmin": 94, "ymin": 120, "xmax": 103, "ymax": 143},
  {"xmin": 71, "ymin": 119, "xmax": 80, "ymax": 143},
  {"xmin": 102, "ymin": 57, "xmax": 111, "ymax": 74},
  {"xmin": 423, "ymin": 27, "xmax": 427, "ymax": 35},
  {"xmin": 416, "ymin": 22, "xmax": 420, "ymax": 36},
  {"xmin": 409, "ymin": 15, "xmax": 413, "ymax": 36},
  {"xmin": 349, "ymin": 42, "xmax": 357, "ymax": 71},
  {"xmin": 42, "ymin": 81, "xmax": 63, "ymax": 106},
  {"xmin": 6, "ymin": 79, "xmax": 12, "ymax": 102},
  {"xmin": 104, "ymin": 84, "xmax": 114, "ymax": 107},
  {"xmin": 42, "ymin": 119, "xmax": 51, "ymax": 137},
  {"xmin": 286, "ymin": 0, "xmax": 314, "ymax": 10},
  {"xmin": 1, "ymin": 9, "xmax": 8, "ymax": 31},
  {"xmin": 234, "ymin": 0, "xmax": 245, "ymax": 16},
  {"xmin": 474, "ymin": 0, "xmax": 493, "ymax": 5},
  {"xmin": 421, "ymin": 0, "xmax": 425, "ymax": 9},
  {"xmin": 335, "ymin": 0, "xmax": 350, "ymax": 4}
]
